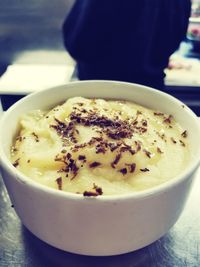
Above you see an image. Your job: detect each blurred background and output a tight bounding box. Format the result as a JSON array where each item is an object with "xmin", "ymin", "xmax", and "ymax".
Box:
[
  {"xmin": 0, "ymin": 0, "xmax": 200, "ymax": 114},
  {"xmin": 0, "ymin": 0, "xmax": 74, "ymax": 67}
]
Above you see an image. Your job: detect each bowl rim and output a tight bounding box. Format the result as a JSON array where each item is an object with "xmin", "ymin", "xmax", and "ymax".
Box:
[{"xmin": 0, "ymin": 80, "xmax": 200, "ymax": 201}]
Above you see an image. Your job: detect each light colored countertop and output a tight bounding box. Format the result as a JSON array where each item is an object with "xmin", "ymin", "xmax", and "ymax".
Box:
[
  {"xmin": 0, "ymin": 48, "xmax": 200, "ymax": 96},
  {"xmin": 0, "ymin": 50, "xmax": 75, "ymax": 95},
  {"xmin": 165, "ymin": 54, "xmax": 200, "ymax": 87}
]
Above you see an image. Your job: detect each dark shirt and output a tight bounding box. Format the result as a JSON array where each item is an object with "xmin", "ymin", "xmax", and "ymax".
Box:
[{"xmin": 63, "ymin": 0, "xmax": 191, "ymax": 89}]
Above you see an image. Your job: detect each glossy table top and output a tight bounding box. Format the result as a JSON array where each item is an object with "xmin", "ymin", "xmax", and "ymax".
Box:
[{"xmin": 0, "ymin": 167, "xmax": 200, "ymax": 267}]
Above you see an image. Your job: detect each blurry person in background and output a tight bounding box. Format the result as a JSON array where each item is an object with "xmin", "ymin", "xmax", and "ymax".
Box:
[{"xmin": 63, "ymin": 0, "xmax": 191, "ymax": 90}]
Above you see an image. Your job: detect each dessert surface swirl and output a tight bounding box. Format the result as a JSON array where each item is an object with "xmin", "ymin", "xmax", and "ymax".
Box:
[{"xmin": 11, "ymin": 97, "xmax": 189, "ymax": 196}]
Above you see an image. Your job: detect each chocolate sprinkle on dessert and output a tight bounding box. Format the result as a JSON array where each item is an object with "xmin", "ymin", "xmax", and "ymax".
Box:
[
  {"xmin": 89, "ymin": 162, "xmax": 101, "ymax": 168},
  {"xmin": 119, "ymin": 168, "xmax": 128, "ymax": 175},
  {"xmin": 171, "ymin": 137, "xmax": 177, "ymax": 144},
  {"xmin": 111, "ymin": 154, "xmax": 121, "ymax": 168},
  {"xmin": 83, "ymin": 191, "xmax": 97, "ymax": 197},
  {"xmin": 56, "ymin": 177, "xmax": 62, "ymax": 190},
  {"xmin": 157, "ymin": 147, "xmax": 163, "ymax": 153},
  {"xmin": 179, "ymin": 140, "xmax": 186, "ymax": 147},
  {"xmin": 55, "ymin": 154, "xmax": 79, "ymax": 179},
  {"xmin": 50, "ymin": 118, "xmax": 77, "ymax": 144},
  {"xmin": 142, "ymin": 119, "xmax": 148, "ymax": 127},
  {"xmin": 140, "ymin": 168, "xmax": 150, "ymax": 172},
  {"xmin": 163, "ymin": 115, "xmax": 173, "ymax": 124},
  {"xmin": 135, "ymin": 141, "xmax": 142, "ymax": 152},
  {"xmin": 32, "ymin": 132, "xmax": 39, "ymax": 142},
  {"xmin": 83, "ymin": 183, "xmax": 103, "ymax": 197},
  {"xmin": 77, "ymin": 102, "xmax": 84, "ymax": 106},
  {"xmin": 78, "ymin": 155, "xmax": 86, "ymax": 161},
  {"xmin": 69, "ymin": 110, "xmax": 146, "ymax": 140},
  {"xmin": 126, "ymin": 163, "xmax": 136, "ymax": 173},
  {"xmin": 143, "ymin": 149, "xmax": 152, "ymax": 158},
  {"xmin": 11, "ymin": 97, "xmax": 190, "ymax": 195},
  {"xmin": 68, "ymin": 159, "xmax": 79, "ymax": 179},
  {"xmin": 120, "ymin": 143, "xmax": 136, "ymax": 155},
  {"xmin": 93, "ymin": 183, "xmax": 103, "ymax": 195},
  {"xmin": 95, "ymin": 144, "xmax": 106, "ymax": 154},
  {"xmin": 154, "ymin": 112, "xmax": 164, "ymax": 116},
  {"xmin": 11, "ymin": 147, "xmax": 18, "ymax": 153},
  {"xmin": 13, "ymin": 158, "xmax": 20, "ymax": 167},
  {"xmin": 66, "ymin": 153, "xmax": 72, "ymax": 160},
  {"xmin": 16, "ymin": 136, "xmax": 23, "ymax": 142},
  {"xmin": 108, "ymin": 142, "xmax": 120, "ymax": 152},
  {"xmin": 181, "ymin": 130, "xmax": 187, "ymax": 138}
]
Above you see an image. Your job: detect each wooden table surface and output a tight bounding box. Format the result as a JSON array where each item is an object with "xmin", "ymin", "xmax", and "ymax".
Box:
[{"xmin": 0, "ymin": 167, "xmax": 200, "ymax": 267}]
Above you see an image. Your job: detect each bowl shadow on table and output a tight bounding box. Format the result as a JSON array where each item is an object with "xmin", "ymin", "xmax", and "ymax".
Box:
[{"xmin": 21, "ymin": 225, "xmax": 183, "ymax": 267}]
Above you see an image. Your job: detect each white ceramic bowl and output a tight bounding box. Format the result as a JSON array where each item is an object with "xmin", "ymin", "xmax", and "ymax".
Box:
[{"xmin": 0, "ymin": 80, "xmax": 200, "ymax": 256}]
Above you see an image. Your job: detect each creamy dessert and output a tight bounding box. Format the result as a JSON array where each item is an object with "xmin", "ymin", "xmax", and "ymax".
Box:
[{"xmin": 11, "ymin": 97, "xmax": 189, "ymax": 196}]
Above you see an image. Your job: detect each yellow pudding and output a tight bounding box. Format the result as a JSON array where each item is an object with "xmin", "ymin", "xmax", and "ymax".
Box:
[{"xmin": 11, "ymin": 97, "xmax": 189, "ymax": 196}]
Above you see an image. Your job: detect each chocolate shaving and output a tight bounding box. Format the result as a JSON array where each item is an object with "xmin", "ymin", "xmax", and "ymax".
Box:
[
  {"xmin": 70, "ymin": 112, "xmax": 113, "ymax": 127},
  {"xmin": 93, "ymin": 183, "xmax": 103, "ymax": 195},
  {"xmin": 83, "ymin": 183, "xmax": 103, "ymax": 197},
  {"xmin": 134, "ymin": 126, "xmax": 147, "ymax": 134},
  {"xmin": 66, "ymin": 153, "xmax": 72, "ymax": 160},
  {"xmin": 136, "ymin": 110, "xmax": 142, "ymax": 115},
  {"xmin": 140, "ymin": 168, "xmax": 150, "ymax": 172},
  {"xmin": 89, "ymin": 162, "xmax": 101, "ymax": 168},
  {"xmin": 50, "ymin": 118, "xmax": 77, "ymax": 144},
  {"xmin": 54, "ymin": 154, "xmax": 63, "ymax": 162},
  {"xmin": 78, "ymin": 155, "xmax": 86, "ymax": 161},
  {"xmin": 11, "ymin": 147, "xmax": 18, "ymax": 153},
  {"xmin": 156, "ymin": 131, "xmax": 166, "ymax": 141},
  {"xmin": 142, "ymin": 119, "xmax": 148, "ymax": 127},
  {"xmin": 88, "ymin": 137, "xmax": 103, "ymax": 145},
  {"xmin": 135, "ymin": 141, "xmax": 142, "ymax": 152},
  {"xmin": 126, "ymin": 163, "xmax": 136, "ymax": 173},
  {"xmin": 83, "ymin": 191, "xmax": 98, "ymax": 197},
  {"xmin": 56, "ymin": 177, "xmax": 62, "ymax": 190},
  {"xmin": 120, "ymin": 144, "xmax": 136, "ymax": 155},
  {"xmin": 171, "ymin": 137, "xmax": 177, "ymax": 144},
  {"xmin": 16, "ymin": 136, "xmax": 23, "ymax": 142},
  {"xmin": 72, "ymin": 143, "xmax": 87, "ymax": 152},
  {"xmin": 95, "ymin": 144, "xmax": 106, "ymax": 154},
  {"xmin": 77, "ymin": 102, "xmax": 84, "ymax": 106},
  {"xmin": 81, "ymin": 108, "xmax": 87, "ymax": 113},
  {"xmin": 119, "ymin": 168, "xmax": 127, "ymax": 175},
  {"xmin": 70, "ymin": 111, "xmax": 134, "ymax": 140},
  {"xmin": 107, "ymin": 129, "xmax": 132, "ymax": 140},
  {"xmin": 163, "ymin": 115, "xmax": 173, "ymax": 124},
  {"xmin": 157, "ymin": 147, "xmax": 163, "ymax": 154},
  {"xmin": 111, "ymin": 154, "xmax": 121, "ymax": 168},
  {"xmin": 143, "ymin": 149, "xmax": 152, "ymax": 158},
  {"xmin": 13, "ymin": 158, "xmax": 20, "ymax": 167},
  {"xmin": 108, "ymin": 142, "xmax": 120, "ymax": 152},
  {"xmin": 55, "ymin": 154, "xmax": 79, "ymax": 179},
  {"xmin": 181, "ymin": 130, "xmax": 187, "ymax": 138},
  {"xmin": 32, "ymin": 132, "xmax": 39, "ymax": 142},
  {"xmin": 179, "ymin": 140, "xmax": 186, "ymax": 147},
  {"xmin": 154, "ymin": 112, "xmax": 164, "ymax": 116},
  {"xmin": 68, "ymin": 159, "xmax": 79, "ymax": 179}
]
